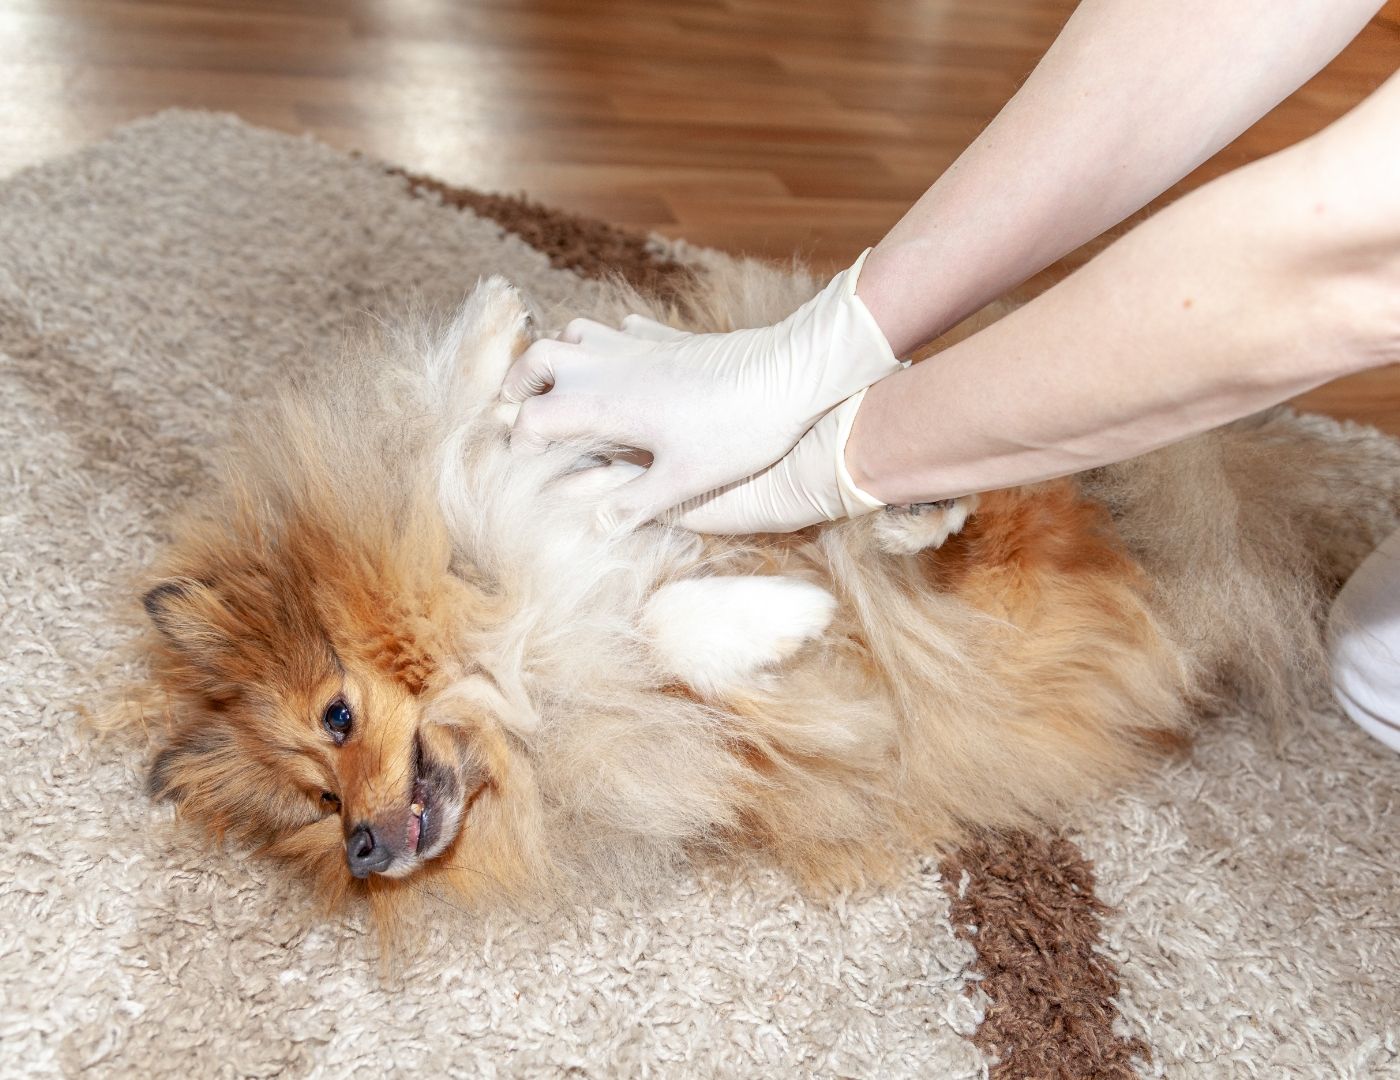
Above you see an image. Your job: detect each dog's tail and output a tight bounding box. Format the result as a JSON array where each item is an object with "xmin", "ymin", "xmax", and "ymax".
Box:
[{"xmin": 1082, "ymin": 408, "xmax": 1400, "ymax": 724}]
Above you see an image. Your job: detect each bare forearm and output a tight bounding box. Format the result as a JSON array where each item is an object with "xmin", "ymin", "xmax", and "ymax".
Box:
[
  {"xmin": 847, "ymin": 72, "xmax": 1400, "ymax": 504},
  {"xmin": 858, "ymin": 0, "xmax": 1385, "ymax": 356}
]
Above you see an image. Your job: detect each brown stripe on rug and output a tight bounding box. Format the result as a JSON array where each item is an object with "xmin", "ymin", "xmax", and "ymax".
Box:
[
  {"xmin": 941, "ymin": 832, "xmax": 1147, "ymax": 1079},
  {"xmin": 387, "ymin": 166, "xmax": 696, "ymax": 303}
]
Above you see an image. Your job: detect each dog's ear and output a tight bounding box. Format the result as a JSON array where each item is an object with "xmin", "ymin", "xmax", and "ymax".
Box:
[
  {"xmin": 146, "ymin": 719, "xmax": 314, "ymax": 844},
  {"xmin": 143, "ymin": 581, "xmax": 231, "ymax": 803},
  {"xmin": 144, "ymin": 582, "xmax": 218, "ymax": 649},
  {"xmin": 147, "ymin": 722, "xmax": 232, "ymax": 802},
  {"xmin": 142, "ymin": 578, "xmax": 239, "ymax": 676}
]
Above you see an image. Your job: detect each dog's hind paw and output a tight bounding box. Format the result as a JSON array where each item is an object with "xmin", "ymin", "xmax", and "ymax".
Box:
[{"xmin": 873, "ymin": 496, "xmax": 977, "ymax": 554}]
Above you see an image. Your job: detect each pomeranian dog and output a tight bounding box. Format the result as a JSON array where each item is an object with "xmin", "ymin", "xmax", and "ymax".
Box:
[{"xmin": 132, "ymin": 262, "xmax": 1400, "ymax": 937}]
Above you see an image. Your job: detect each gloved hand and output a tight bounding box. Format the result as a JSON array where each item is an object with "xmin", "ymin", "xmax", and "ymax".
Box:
[
  {"xmin": 668, "ymin": 389, "xmax": 886, "ymax": 533},
  {"xmin": 501, "ymin": 250, "xmax": 901, "ymax": 528}
]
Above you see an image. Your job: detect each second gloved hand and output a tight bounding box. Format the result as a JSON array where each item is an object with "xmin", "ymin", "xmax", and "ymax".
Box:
[
  {"xmin": 667, "ymin": 389, "xmax": 887, "ymax": 534},
  {"xmin": 501, "ymin": 250, "xmax": 901, "ymax": 528}
]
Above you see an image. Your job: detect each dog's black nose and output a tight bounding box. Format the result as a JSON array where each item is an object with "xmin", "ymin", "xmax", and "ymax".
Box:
[{"xmin": 346, "ymin": 824, "xmax": 392, "ymax": 878}]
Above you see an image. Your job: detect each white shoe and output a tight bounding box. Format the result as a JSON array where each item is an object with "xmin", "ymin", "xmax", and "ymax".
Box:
[{"xmin": 1328, "ymin": 524, "xmax": 1400, "ymax": 753}]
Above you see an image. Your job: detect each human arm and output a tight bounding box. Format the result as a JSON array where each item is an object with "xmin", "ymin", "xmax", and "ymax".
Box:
[
  {"xmin": 505, "ymin": 0, "xmax": 1388, "ymax": 529},
  {"xmin": 859, "ymin": 0, "xmax": 1387, "ymax": 356},
  {"xmin": 850, "ymin": 67, "xmax": 1400, "ymax": 505},
  {"xmin": 674, "ymin": 68, "xmax": 1400, "ymax": 531}
]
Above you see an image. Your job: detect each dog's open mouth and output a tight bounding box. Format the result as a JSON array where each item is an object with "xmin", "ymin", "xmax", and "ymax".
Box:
[
  {"xmin": 401, "ymin": 731, "xmax": 467, "ymax": 863},
  {"xmin": 407, "ymin": 780, "xmax": 430, "ymax": 855},
  {"xmin": 366, "ymin": 730, "xmax": 488, "ymax": 879}
]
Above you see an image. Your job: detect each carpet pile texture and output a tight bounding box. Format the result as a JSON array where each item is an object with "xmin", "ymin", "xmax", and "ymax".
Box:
[{"xmin": 1, "ymin": 112, "xmax": 1396, "ymax": 1078}]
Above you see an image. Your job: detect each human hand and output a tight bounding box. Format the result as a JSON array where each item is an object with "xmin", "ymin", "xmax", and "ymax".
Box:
[
  {"xmin": 501, "ymin": 251, "xmax": 900, "ymax": 528},
  {"xmin": 668, "ymin": 390, "xmax": 885, "ymax": 534}
]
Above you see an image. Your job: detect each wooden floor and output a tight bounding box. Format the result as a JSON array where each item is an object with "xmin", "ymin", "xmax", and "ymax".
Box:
[{"xmin": 4, "ymin": 0, "xmax": 1399, "ymax": 429}]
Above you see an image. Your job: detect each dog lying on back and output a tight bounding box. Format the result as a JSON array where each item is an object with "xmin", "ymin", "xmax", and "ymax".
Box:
[{"xmin": 133, "ymin": 267, "xmax": 1400, "ymax": 936}]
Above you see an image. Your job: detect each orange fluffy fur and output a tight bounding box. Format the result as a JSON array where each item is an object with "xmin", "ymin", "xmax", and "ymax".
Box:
[{"xmin": 127, "ymin": 271, "xmax": 1397, "ymax": 941}]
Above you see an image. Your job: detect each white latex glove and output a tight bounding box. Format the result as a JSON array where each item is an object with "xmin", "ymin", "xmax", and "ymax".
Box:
[
  {"xmin": 668, "ymin": 389, "xmax": 887, "ymax": 533},
  {"xmin": 501, "ymin": 250, "xmax": 901, "ymax": 527}
]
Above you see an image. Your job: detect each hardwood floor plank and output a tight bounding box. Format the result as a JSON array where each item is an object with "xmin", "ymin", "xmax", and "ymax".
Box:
[{"xmin": 1, "ymin": 0, "xmax": 1397, "ymax": 431}]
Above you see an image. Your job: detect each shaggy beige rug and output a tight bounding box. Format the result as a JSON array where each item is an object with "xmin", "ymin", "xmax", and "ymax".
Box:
[{"xmin": 1, "ymin": 111, "xmax": 1397, "ymax": 1079}]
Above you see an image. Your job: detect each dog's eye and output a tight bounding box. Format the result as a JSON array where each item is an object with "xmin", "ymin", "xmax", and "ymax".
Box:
[
  {"xmin": 320, "ymin": 791, "xmax": 341, "ymax": 812},
  {"xmin": 322, "ymin": 699, "xmax": 353, "ymax": 744}
]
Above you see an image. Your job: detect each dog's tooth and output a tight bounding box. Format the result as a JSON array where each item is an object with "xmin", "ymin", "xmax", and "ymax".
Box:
[{"xmin": 410, "ymin": 802, "xmax": 425, "ymax": 816}]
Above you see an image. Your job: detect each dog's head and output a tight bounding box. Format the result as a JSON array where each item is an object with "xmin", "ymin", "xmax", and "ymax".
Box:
[
  {"xmin": 140, "ymin": 279, "xmax": 545, "ymax": 909},
  {"xmin": 140, "ymin": 519, "xmax": 524, "ymax": 898}
]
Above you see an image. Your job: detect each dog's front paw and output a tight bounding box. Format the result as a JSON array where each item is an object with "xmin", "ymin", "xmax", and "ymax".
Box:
[
  {"xmin": 872, "ymin": 496, "xmax": 976, "ymax": 554},
  {"xmin": 641, "ymin": 576, "xmax": 837, "ymax": 697},
  {"xmin": 448, "ymin": 275, "xmax": 535, "ymax": 425}
]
